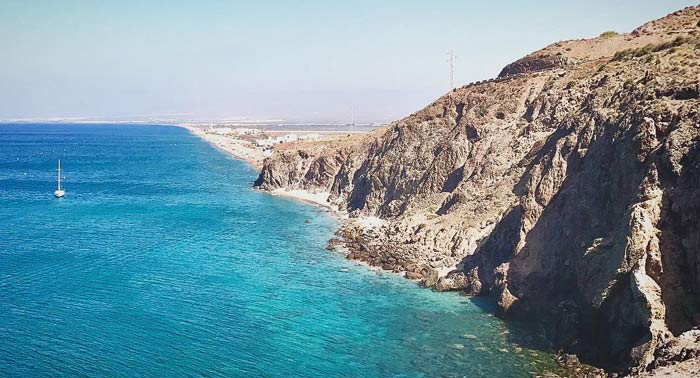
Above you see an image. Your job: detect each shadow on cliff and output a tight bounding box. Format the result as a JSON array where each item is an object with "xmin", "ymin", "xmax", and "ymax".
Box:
[
  {"xmin": 655, "ymin": 138, "xmax": 700, "ymax": 335},
  {"xmin": 452, "ymin": 112, "xmax": 663, "ymax": 371},
  {"xmin": 466, "ymin": 295, "xmax": 558, "ymax": 353}
]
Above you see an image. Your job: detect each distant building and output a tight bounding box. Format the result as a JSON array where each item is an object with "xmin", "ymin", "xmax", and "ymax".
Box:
[
  {"xmin": 275, "ymin": 134, "xmax": 298, "ymax": 144},
  {"xmin": 233, "ymin": 128, "xmax": 262, "ymax": 136},
  {"xmin": 205, "ymin": 127, "xmax": 262, "ymax": 136},
  {"xmin": 211, "ymin": 127, "xmax": 234, "ymax": 135},
  {"xmin": 255, "ymin": 138, "xmax": 275, "ymax": 148},
  {"xmin": 255, "ymin": 134, "xmax": 299, "ymax": 148},
  {"xmin": 299, "ymin": 133, "xmax": 321, "ymax": 141}
]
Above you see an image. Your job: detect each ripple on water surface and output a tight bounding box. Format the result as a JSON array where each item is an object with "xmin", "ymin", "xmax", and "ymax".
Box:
[{"xmin": 0, "ymin": 124, "xmax": 557, "ymax": 377}]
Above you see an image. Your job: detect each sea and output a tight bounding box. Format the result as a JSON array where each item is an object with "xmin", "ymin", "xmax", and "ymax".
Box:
[{"xmin": 0, "ymin": 124, "xmax": 557, "ymax": 377}]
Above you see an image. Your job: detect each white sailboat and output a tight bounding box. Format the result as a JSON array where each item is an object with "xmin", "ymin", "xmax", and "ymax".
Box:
[{"xmin": 54, "ymin": 160, "xmax": 65, "ymax": 198}]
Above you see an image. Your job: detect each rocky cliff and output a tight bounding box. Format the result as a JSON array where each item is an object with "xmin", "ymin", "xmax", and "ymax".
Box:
[{"xmin": 255, "ymin": 6, "xmax": 700, "ymax": 375}]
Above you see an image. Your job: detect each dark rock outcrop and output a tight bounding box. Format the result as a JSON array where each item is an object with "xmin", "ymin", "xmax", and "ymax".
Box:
[{"xmin": 498, "ymin": 54, "xmax": 576, "ymax": 77}]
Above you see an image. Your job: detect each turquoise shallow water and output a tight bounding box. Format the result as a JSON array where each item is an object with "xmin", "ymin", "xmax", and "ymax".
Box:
[{"xmin": 0, "ymin": 124, "xmax": 556, "ymax": 377}]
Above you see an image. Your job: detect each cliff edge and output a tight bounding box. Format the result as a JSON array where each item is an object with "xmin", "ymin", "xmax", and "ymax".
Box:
[{"xmin": 255, "ymin": 6, "xmax": 700, "ymax": 375}]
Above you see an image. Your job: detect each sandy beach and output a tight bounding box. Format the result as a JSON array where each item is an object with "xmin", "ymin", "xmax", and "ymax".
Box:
[
  {"xmin": 180, "ymin": 124, "xmax": 360, "ymax": 215},
  {"xmin": 179, "ymin": 124, "xmax": 366, "ymax": 170},
  {"xmin": 182, "ymin": 124, "xmax": 386, "ymax": 234},
  {"xmin": 180, "ymin": 125, "xmax": 267, "ymax": 169},
  {"xmin": 269, "ymin": 188, "xmax": 340, "ymax": 212}
]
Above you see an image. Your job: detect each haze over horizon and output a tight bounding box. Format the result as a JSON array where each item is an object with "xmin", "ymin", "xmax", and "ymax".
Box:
[{"xmin": 1, "ymin": 0, "xmax": 697, "ymax": 124}]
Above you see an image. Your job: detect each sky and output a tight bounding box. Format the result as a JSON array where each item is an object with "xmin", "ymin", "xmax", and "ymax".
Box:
[{"xmin": 0, "ymin": 1, "xmax": 697, "ymax": 123}]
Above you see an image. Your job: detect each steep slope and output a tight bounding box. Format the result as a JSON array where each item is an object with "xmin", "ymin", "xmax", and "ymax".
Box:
[{"xmin": 255, "ymin": 6, "xmax": 700, "ymax": 375}]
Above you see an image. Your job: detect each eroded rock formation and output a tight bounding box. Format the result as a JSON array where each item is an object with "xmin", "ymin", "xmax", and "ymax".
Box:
[{"xmin": 255, "ymin": 6, "xmax": 700, "ymax": 375}]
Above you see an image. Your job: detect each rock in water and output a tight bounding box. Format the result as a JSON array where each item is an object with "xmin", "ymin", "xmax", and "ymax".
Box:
[
  {"xmin": 435, "ymin": 270, "xmax": 468, "ymax": 291},
  {"xmin": 420, "ymin": 267, "xmax": 439, "ymax": 288}
]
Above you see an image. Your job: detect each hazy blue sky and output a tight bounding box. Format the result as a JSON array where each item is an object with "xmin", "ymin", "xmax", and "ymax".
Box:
[{"xmin": 0, "ymin": 1, "xmax": 696, "ymax": 123}]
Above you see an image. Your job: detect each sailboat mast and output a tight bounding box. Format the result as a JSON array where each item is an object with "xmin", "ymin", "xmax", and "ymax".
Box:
[{"xmin": 57, "ymin": 160, "xmax": 61, "ymax": 191}]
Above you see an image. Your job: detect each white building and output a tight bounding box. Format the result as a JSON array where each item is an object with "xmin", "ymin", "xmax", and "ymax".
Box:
[
  {"xmin": 275, "ymin": 134, "xmax": 298, "ymax": 144},
  {"xmin": 299, "ymin": 133, "xmax": 321, "ymax": 141},
  {"xmin": 255, "ymin": 134, "xmax": 300, "ymax": 148},
  {"xmin": 233, "ymin": 128, "xmax": 262, "ymax": 136},
  {"xmin": 255, "ymin": 138, "xmax": 275, "ymax": 148},
  {"xmin": 211, "ymin": 127, "xmax": 234, "ymax": 135}
]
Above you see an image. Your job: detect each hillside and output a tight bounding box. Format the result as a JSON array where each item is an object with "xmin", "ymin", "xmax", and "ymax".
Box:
[{"xmin": 254, "ymin": 6, "xmax": 700, "ymax": 375}]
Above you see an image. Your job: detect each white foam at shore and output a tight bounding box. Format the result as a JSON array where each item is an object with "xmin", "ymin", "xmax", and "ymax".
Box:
[
  {"xmin": 181, "ymin": 125, "xmax": 462, "ymax": 279},
  {"xmin": 270, "ymin": 189, "xmax": 336, "ymax": 210}
]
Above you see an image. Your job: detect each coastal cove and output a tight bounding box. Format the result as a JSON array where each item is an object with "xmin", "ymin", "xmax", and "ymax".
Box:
[
  {"xmin": 0, "ymin": 123, "xmax": 560, "ymax": 377},
  {"xmin": 179, "ymin": 124, "xmax": 339, "ymax": 211}
]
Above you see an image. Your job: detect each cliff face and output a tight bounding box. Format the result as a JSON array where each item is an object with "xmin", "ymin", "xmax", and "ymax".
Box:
[{"xmin": 255, "ymin": 7, "xmax": 700, "ymax": 374}]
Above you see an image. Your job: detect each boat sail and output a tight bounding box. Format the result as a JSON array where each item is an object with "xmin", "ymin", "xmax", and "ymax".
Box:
[{"xmin": 54, "ymin": 160, "xmax": 65, "ymax": 198}]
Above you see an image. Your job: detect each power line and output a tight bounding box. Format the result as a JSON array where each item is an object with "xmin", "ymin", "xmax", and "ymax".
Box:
[
  {"xmin": 447, "ymin": 50, "xmax": 456, "ymax": 91},
  {"xmin": 351, "ymin": 105, "xmax": 355, "ymax": 134}
]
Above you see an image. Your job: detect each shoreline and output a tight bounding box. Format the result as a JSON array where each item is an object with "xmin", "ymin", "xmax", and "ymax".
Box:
[
  {"xmin": 181, "ymin": 123, "xmax": 424, "ymax": 286},
  {"xmin": 178, "ymin": 124, "xmax": 266, "ymax": 170},
  {"xmin": 181, "ymin": 121, "xmax": 598, "ymax": 377},
  {"xmin": 177, "ymin": 124, "xmax": 368, "ymax": 173},
  {"xmin": 180, "ymin": 123, "xmax": 347, "ymax": 216},
  {"xmin": 267, "ymin": 188, "xmax": 342, "ymax": 214},
  {"xmin": 181, "ymin": 123, "xmax": 461, "ymax": 281},
  {"xmin": 180, "ymin": 123, "xmax": 418, "ymax": 269}
]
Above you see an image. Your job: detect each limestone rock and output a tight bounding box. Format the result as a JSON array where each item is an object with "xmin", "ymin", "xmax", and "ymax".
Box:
[
  {"xmin": 435, "ymin": 270, "xmax": 468, "ymax": 291},
  {"xmin": 420, "ymin": 267, "xmax": 439, "ymax": 288}
]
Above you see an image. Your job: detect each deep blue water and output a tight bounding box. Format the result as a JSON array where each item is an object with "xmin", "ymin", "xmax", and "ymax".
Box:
[{"xmin": 0, "ymin": 124, "xmax": 556, "ymax": 377}]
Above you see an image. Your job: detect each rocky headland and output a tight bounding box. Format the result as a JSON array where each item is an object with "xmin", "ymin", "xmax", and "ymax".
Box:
[{"xmin": 254, "ymin": 6, "xmax": 700, "ymax": 377}]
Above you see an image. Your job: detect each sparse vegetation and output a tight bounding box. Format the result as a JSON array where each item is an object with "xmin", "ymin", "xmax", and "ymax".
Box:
[
  {"xmin": 599, "ymin": 31, "xmax": 619, "ymax": 38},
  {"xmin": 612, "ymin": 36, "xmax": 696, "ymax": 61}
]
